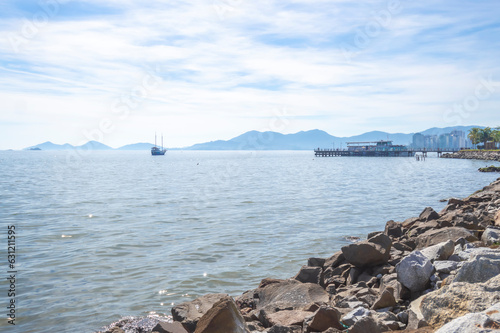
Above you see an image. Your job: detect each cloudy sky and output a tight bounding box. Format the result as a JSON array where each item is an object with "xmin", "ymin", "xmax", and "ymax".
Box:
[{"xmin": 1, "ymin": 0, "xmax": 499, "ymax": 149}]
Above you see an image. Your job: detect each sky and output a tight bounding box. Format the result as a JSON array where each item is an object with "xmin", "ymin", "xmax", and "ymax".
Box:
[{"xmin": 0, "ymin": 0, "xmax": 499, "ymax": 149}]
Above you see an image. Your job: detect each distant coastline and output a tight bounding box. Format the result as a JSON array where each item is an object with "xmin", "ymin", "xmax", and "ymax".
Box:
[{"xmin": 21, "ymin": 125, "xmax": 483, "ymax": 151}]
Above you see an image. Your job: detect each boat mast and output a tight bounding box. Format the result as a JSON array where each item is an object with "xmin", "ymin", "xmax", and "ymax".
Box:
[
  {"xmin": 161, "ymin": 133, "xmax": 164, "ymax": 150},
  {"xmin": 155, "ymin": 132, "xmax": 157, "ymax": 147}
]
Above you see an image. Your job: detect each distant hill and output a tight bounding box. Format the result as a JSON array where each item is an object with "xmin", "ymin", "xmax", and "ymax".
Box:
[
  {"xmin": 24, "ymin": 126, "xmax": 485, "ymax": 151},
  {"xmin": 117, "ymin": 143, "xmax": 155, "ymax": 150}
]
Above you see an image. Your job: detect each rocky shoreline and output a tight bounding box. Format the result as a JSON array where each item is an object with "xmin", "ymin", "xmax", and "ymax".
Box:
[
  {"xmin": 99, "ymin": 177, "xmax": 500, "ymax": 333},
  {"xmin": 441, "ymin": 150, "xmax": 500, "ymax": 162}
]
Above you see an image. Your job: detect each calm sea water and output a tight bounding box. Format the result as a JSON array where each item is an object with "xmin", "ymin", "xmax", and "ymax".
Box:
[{"xmin": 0, "ymin": 150, "xmax": 499, "ymax": 332}]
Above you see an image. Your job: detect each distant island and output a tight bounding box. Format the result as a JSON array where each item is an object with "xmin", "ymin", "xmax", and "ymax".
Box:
[{"xmin": 24, "ymin": 125, "xmax": 484, "ymax": 151}]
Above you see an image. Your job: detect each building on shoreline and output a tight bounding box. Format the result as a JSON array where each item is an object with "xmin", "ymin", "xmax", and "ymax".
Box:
[{"xmin": 412, "ymin": 130, "xmax": 471, "ymax": 150}]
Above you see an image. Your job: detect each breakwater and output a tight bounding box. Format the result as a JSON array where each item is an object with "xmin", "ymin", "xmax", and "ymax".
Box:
[
  {"xmin": 99, "ymin": 177, "xmax": 500, "ymax": 333},
  {"xmin": 442, "ymin": 150, "xmax": 500, "ymax": 162}
]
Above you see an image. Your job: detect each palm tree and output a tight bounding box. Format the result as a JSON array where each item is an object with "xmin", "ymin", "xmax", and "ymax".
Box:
[
  {"xmin": 482, "ymin": 127, "xmax": 493, "ymax": 148},
  {"xmin": 467, "ymin": 127, "xmax": 482, "ymax": 147}
]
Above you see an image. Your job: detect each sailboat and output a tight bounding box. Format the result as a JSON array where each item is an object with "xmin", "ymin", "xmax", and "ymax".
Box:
[{"xmin": 151, "ymin": 133, "xmax": 167, "ymax": 156}]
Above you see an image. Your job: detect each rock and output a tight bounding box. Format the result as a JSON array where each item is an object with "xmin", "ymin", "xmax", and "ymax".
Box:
[
  {"xmin": 419, "ymin": 207, "xmax": 440, "ymax": 221},
  {"xmin": 341, "ymin": 307, "xmax": 371, "ymax": 326},
  {"xmin": 307, "ymin": 257, "xmax": 326, "ymax": 268},
  {"xmin": 482, "ymin": 226, "xmax": 500, "ymax": 245},
  {"xmin": 420, "ymin": 274, "xmax": 500, "ymax": 328},
  {"xmin": 419, "ymin": 240, "xmax": 455, "ymax": 262},
  {"xmin": 341, "ymin": 233, "xmax": 392, "ymax": 268},
  {"xmin": 323, "ymin": 251, "xmax": 345, "ymax": 269},
  {"xmin": 172, "ymin": 293, "xmax": 228, "ymax": 332},
  {"xmin": 448, "ymin": 198, "xmax": 465, "ymax": 206},
  {"xmin": 495, "ymin": 210, "xmax": 500, "ymax": 226},
  {"xmin": 433, "ymin": 261, "xmax": 459, "ymax": 274},
  {"xmin": 294, "ymin": 266, "xmax": 322, "ymax": 285},
  {"xmin": 379, "ymin": 273, "xmax": 410, "ymax": 301},
  {"xmin": 415, "ymin": 227, "xmax": 478, "ymax": 250},
  {"xmin": 384, "ymin": 220, "xmax": 403, "ymax": 238},
  {"xmin": 253, "ymin": 280, "xmax": 329, "ymax": 313},
  {"xmin": 371, "ymin": 287, "xmax": 397, "ymax": 310},
  {"xmin": 407, "ymin": 296, "xmax": 430, "ymax": 330},
  {"xmin": 266, "ymin": 310, "xmax": 312, "ymax": 327},
  {"xmin": 435, "ymin": 303, "xmax": 500, "ymax": 333},
  {"xmin": 152, "ymin": 322, "xmax": 189, "ymax": 333},
  {"xmin": 396, "ymin": 251, "xmax": 434, "ymax": 292},
  {"xmin": 193, "ymin": 296, "xmax": 249, "ymax": 333},
  {"xmin": 453, "ymin": 251, "xmax": 500, "ymax": 283},
  {"xmin": 303, "ymin": 306, "xmax": 343, "ymax": 332},
  {"xmin": 266, "ymin": 325, "xmax": 301, "ymax": 333},
  {"xmin": 348, "ymin": 316, "xmax": 387, "ymax": 333}
]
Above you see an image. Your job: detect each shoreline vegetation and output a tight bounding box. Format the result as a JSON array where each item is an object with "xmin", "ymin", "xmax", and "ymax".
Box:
[{"xmin": 97, "ymin": 158, "xmax": 500, "ymax": 333}]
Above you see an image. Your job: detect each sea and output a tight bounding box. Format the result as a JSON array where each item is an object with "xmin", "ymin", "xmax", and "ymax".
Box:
[{"xmin": 0, "ymin": 150, "xmax": 499, "ymax": 333}]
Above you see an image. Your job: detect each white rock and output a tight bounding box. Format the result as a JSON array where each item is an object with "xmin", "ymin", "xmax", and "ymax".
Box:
[{"xmin": 396, "ymin": 251, "xmax": 435, "ymax": 292}]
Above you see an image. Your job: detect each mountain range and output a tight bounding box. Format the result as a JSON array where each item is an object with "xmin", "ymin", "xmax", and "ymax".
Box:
[{"xmin": 24, "ymin": 126, "xmax": 481, "ymax": 151}]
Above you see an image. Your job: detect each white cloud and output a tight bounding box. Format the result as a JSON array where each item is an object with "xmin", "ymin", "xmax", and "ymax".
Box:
[{"xmin": 0, "ymin": 0, "xmax": 499, "ymax": 149}]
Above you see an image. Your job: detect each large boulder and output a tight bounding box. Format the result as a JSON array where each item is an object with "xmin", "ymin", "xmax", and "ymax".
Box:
[
  {"xmin": 172, "ymin": 293, "xmax": 228, "ymax": 332},
  {"xmin": 420, "ymin": 274, "xmax": 500, "ymax": 328},
  {"xmin": 341, "ymin": 234, "xmax": 392, "ymax": 268},
  {"xmin": 419, "ymin": 240, "xmax": 455, "ymax": 262},
  {"xmin": 396, "ymin": 251, "xmax": 434, "ymax": 292},
  {"xmin": 453, "ymin": 251, "xmax": 500, "ymax": 283},
  {"xmin": 481, "ymin": 226, "xmax": 500, "ymax": 246},
  {"xmin": 194, "ymin": 296, "xmax": 249, "ymax": 333},
  {"xmin": 435, "ymin": 303, "xmax": 500, "ymax": 333},
  {"xmin": 415, "ymin": 227, "xmax": 478, "ymax": 250},
  {"xmin": 253, "ymin": 280, "xmax": 329, "ymax": 313}
]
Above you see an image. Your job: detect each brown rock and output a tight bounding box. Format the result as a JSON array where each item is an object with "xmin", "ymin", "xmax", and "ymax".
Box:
[
  {"xmin": 371, "ymin": 287, "xmax": 397, "ymax": 310},
  {"xmin": 384, "ymin": 220, "xmax": 403, "ymax": 239},
  {"xmin": 194, "ymin": 296, "xmax": 249, "ymax": 333},
  {"xmin": 267, "ymin": 310, "xmax": 312, "ymax": 327},
  {"xmin": 153, "ymin": 321, "xmax": 188, "ymax": 333},
  {"xmin": 172, "ymin": 293, "xmax": 228, "ymax": 332},
  {"xmin": 304, "ymin": 306, "xmax": 343, "ymax": 332},
  {"xmin": 495, "ymin": 210, "xmax": 500, "ymax": 226},
  {"xmin": 415, "ymin": 227, "xmax": 478, "ymax": 250},
  {"xmin": 254, "ymin": 280, "xmax": 329, "ymax": 313},
  {"xmin": 419, "ymin": 207, "xmax": 440, "ymax": 221},
  {"xmin": 294, "ymin": 266, "xmax": 322, "ymax": 285},
  {"xmin": 323, "ymin": 251, "xmax": 345, "ymax": 269},
  {"xmin": 341, "ymin": 233, "xmax": 392, "ymax": 268}
]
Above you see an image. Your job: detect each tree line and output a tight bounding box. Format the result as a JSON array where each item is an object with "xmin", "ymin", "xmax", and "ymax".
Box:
[{"xmin": 467, "ymin": 127, "xmax": 500, "ymax": 148}]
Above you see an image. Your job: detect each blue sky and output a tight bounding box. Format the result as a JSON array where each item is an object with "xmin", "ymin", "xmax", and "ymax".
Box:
[{"xmin": 1, "ymin": 0, "xmax": 499, "ymax": 149}]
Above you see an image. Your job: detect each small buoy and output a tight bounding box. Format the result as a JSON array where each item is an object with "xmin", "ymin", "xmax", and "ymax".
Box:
[{"xmin": 88, "ymin": 214, "xmax": 93, "ymax": 218}]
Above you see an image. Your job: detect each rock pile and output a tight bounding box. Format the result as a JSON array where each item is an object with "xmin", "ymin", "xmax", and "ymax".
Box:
[
  {"xmin": 101, "ymin": 177, "xmax": 500, "ymax": 333},
  {"xmin": 441, "ymin": 150, "xmax": 500, "ymax": 162}
]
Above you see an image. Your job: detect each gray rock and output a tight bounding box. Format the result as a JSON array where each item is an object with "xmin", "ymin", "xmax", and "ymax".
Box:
[
  {"xmin": 266, "ymin": 309, "xmax": 313, "ymax": 327},
  {"xmin": 384, "ymin": 220, "xmax": 403, "ymax": 238},
  {"xmin": 193, "ymin": 296, "xmax": 250, "ymax": 333},
  {"xmin": 341, "ymin": 307, "xmax": 371, "ymax": 326},
  {"xmin": 454, "ymin": 251, "xmax": 500, "ymax": 283},
  {"xmin": 307, "ymin": 257, "xmax": 326, "ymax": 268},
  {"xmin": 348, "ymin": 316, "xmax": 387, "ymax": 333},
  {"xmin": 341, "ymin": 233, "xmax": 392, "ymax": 268},
  {"xmin": 420, "ymin": 240, "xmax": 455, "ymax": 262},
  {"xmin": 266, "ymin": 325, "xmax": 301, "ymax": 333},
  {"xmin": 396, "ymin": 251, "xmax": 434, "ymax": 292},
  {"xmin": 435, "ymin": 303, "xmax": 500, "ymax": 333},
  {"xmin": 482, "ymin": 226, "xmax": 500, "ymax": 246},
  {"xmin": 420, "ymin": 274, "xmax": 500, "ymax": 328},
  {"xmin": 172, "ymin": 293, "xmax": 228, "ymax": 332},
  {"xmin": 434, "ymin": 260, "xmax": 460, "ymax": 274}
]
